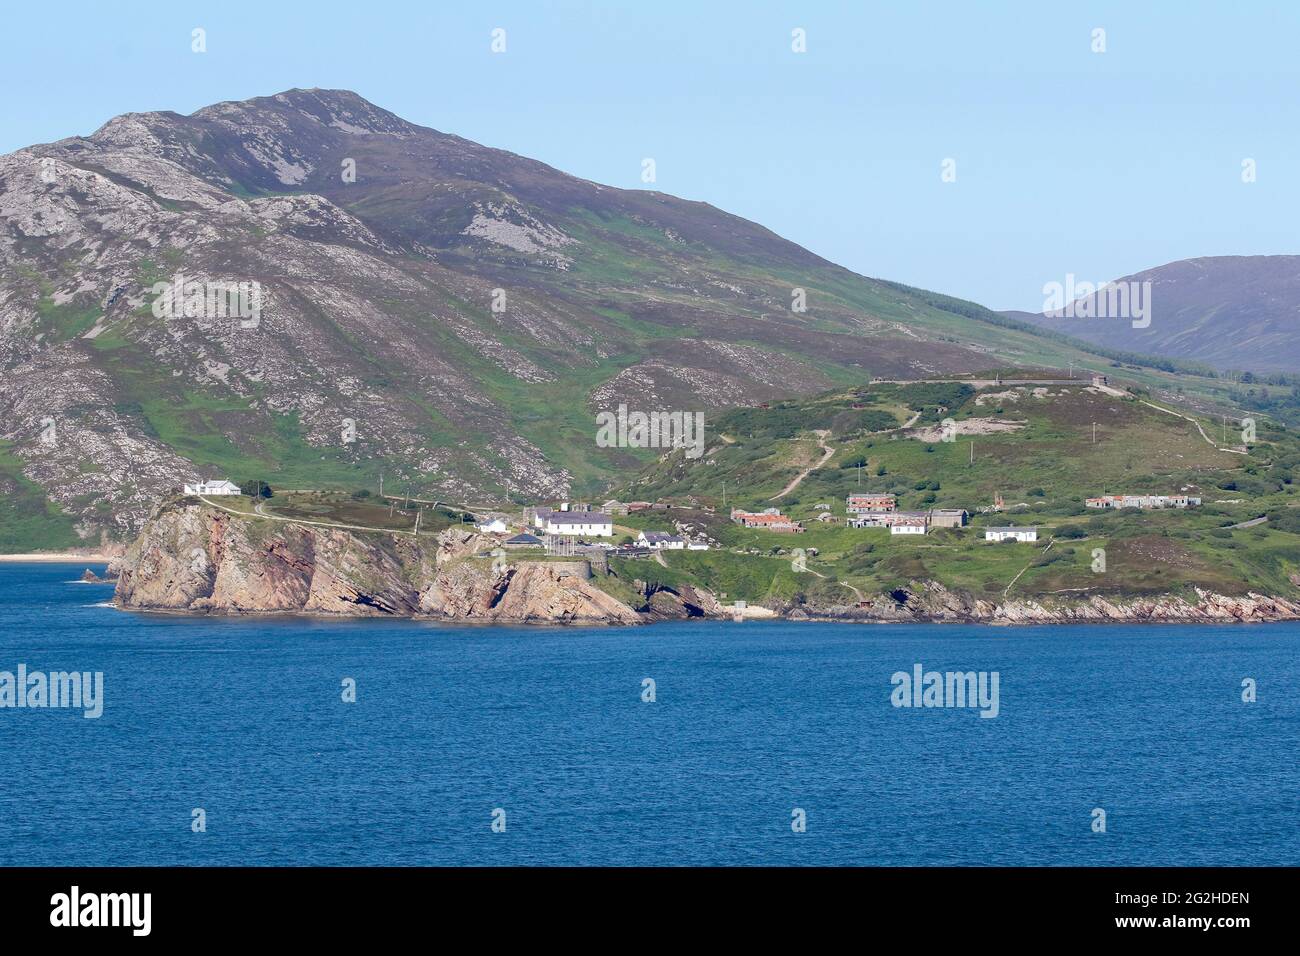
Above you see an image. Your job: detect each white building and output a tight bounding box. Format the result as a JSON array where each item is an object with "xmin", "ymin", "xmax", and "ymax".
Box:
[
  {"xmin": 984, "ymin": 526, "xmax": 1038, "ymax": 543},
  {"xmin": 890, "ymin": 520, "xmax": 927, "ymax": 536},
  {"xmin": 542, "ymin": 512, "xmax": 614, "ymax": 537},
  {"xmin": 638, "ymin": 531, "xmax": 686, "ymax": 550},
  {"xmin": 183, "ymin": 480, "xmax": 241, "ymax": 496},
  {"xmin": 476, "ymin": 518, "xmax": 508, "ymax": 534}
]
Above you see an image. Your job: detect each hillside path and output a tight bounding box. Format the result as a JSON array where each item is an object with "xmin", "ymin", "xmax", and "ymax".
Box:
[{"xmin": 770, "ymin": 430, "xmax": 835, "ymax": 501}]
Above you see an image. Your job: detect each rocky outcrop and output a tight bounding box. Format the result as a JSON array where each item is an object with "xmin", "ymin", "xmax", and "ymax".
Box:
[
  {"xmin": 789, "ymin": 580, "xmax": 1300, "ymax": 625},
  {"xmin": 115, "ymin": 506, "xmax": 1300, "ymax": 627},
  {"xmin": 114, "ymin": 502, "xmax": 642, "ymax": 625}
]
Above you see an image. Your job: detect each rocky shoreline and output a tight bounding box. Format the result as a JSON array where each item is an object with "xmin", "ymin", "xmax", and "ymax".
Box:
[{"xmin": 111, "ymin": 503, "xmax": 1300, "ymax": 626}]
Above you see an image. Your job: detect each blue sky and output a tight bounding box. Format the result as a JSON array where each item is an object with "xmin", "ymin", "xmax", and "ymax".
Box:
[{"xmin": 3, "ymin": 1, "xmax": 1297, "ymax": 310}]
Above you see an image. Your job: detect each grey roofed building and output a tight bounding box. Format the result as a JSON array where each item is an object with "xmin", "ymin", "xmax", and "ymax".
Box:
[
  {"xmin": 504, "ymin": 532, "xmax": 543, "ymax": 546},
  {"xmin": 546, "ymin": 511, "xmax": 612, "ymax": 526}
]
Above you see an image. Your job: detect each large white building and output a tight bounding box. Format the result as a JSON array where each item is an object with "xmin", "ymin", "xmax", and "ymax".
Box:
[
  {"xmin": 542, "ymin": 512, "xmax": 614, "ymax": 537},
  {"xmin": 890, "ymin": 520, "xmax": 927, "ymax": 536},
  {"xmin": 638, "ymin": 531, "xmax": 686, "ymax": 550},
  {"xmin": 984, "ymin": 526, "xmax": 1038, "ymax": 543},
  {"xmin": 183, "ymin": 480, "xmax": 240, "ymax": 496}
]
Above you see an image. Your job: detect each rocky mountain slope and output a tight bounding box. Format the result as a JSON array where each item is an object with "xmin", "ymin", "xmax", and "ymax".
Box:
[
  {"xmin": 2, "ymin": 87, "xmax": 1168, "ymax": 549},
  {"xmin": 1005, "ymin": 255, "xmax": 1300, "ymax": 374}
]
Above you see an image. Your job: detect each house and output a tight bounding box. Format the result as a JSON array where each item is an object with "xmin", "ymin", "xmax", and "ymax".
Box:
[
  {"xmin": 183, "ymin": 479, "xmax": 240, "ymax": 496},
  {"xmin": 730, "ymin": 508, "xmax": 803, "ymax": 532},
  {"xmin": 476, "ymin": 518, "xmax": 508, "ymax": 534},
  {"xmin": 813, "ymin": 502, "xmax": 831, "ymax": 511},
  {"xmin": 602, "ymin": 500, "xmax": 629, "ymax": 516},
  {"xmin": 686, "ymin": 540, "xmax": 710, "ymax": 551},
  {"xmin": 846, "ymin": 493, "xmax": 896, "ymax": 514},
  {"xmin": 638, "ymin": 531, "xmax": 686, "ymax": 550},
  {"xmin": 541, "ymin": 512, "xmax": 614, "ymax": 537},
  {"xmin": 626, "ymin": 502, "xmax": 653, "ymax": 512},
  {"xmin": 984, "ymin": 526, "xmax": 1038, "ymax": 543},
  {"xmin": 890, "ymin": 519, "xmax": 927, "ymax": 535},
  {"xmin": 530, "ymin": 508, "xmax": 556, "ymax": 529},
  {"xmin": 814, "ymin": 512, "xmax": 838, "ymax": 523},
  {"xmin": 504, "ymin": 532, "xmax": 543, "ymax": 548}
]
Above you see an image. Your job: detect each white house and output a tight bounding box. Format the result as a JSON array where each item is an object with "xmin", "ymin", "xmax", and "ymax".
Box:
[
  {"xmin": 638, "ymin": 531, "xmax": 686, "ymax": 550},
  {"xmin": 183, "ymin": 480, "xmax": 240, "ymax": 496},
  {"xmin": 476, "ymin": 518, "xmax": 508, "ymax": 534},
  {"xmin": 890, "ymin": 519, "xmax": 927, "ymax": 536},
  {"xmin": 542, "ymin": 512, "xmax": 613, "ymax": 537},
  {"xmin": 984, "ymin": 526, "xmax": 1038, "ymax": 543},
  {"xmin": 687, "ymin": 541, "xmax": 710, "ymax": 551}
]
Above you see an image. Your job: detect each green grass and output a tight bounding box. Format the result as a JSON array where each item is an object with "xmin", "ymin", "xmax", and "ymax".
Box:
[
  {"xmin": 0, "ymin": 442, "xmax": 81, "ymax": 552},
  {"xmin": 604, "ymin": 377, "xmax": 1300, "ymax": 604}
]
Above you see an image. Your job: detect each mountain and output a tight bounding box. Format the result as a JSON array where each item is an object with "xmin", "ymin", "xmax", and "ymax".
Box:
[
  {"xmin": 0, "ymin": 89, "xmax": 1238, "ymax": 547},
  {"xmin": 1004, "ymin": 256, "xmax": 1300, "ymax": 374}
]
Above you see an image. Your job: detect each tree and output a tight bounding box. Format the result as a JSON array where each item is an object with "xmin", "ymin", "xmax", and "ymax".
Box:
[{"xmin": 240, "ymin": 480, "xmax": 273, "ymax": 499}]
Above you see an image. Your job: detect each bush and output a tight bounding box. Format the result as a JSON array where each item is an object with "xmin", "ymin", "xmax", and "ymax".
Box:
[{"xmin": 239, "ymin": 480, "xmax": 273, "ymax": 498}]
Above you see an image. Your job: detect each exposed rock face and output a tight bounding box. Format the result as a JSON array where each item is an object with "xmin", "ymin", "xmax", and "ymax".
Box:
[
  {"xmin": 115, "ymin": 508, "xmax": 1300, "ymax": 627},
  {"xmin": 790, "ymin": 580, "xmax": 1300, "ymax": 624},
  {"xmin": 115, "ymin": 502, "xmax": 642, "ymax": 625}
]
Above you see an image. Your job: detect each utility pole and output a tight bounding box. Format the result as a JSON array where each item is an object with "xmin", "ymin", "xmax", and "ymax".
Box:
[
  {"xmin": 969, "ymin": 441, "xmax": 973, "ymax": 465},
  {"xmin": 1093, "ymin": 422, "xmax": 1097, "ymax": 444},
  {"xmin": 379, "ymin": 471, "xmax": 383, "ymax": 497}
]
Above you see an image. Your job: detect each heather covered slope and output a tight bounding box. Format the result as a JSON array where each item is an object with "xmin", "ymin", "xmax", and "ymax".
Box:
[{"xmin": 0, "ymin": 88, "xmax": 1261, "ymax": 548}]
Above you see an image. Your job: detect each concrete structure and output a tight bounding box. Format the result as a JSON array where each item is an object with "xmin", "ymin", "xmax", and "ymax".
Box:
[
  {"xmin": 984, "ymin": 526, "xmax": 1038, "ymax": 543},
  {"xmin": 848, "ymin": 510, "xmax": 929, "ymax": 529},
  {"xmin": 1086, "ymin": 494, "xmax": 1202, "ymax": 510},
  {"xmin": 184, "ymin": 480, "xmax": 240, "ymax": 496},
  {"xmin": 846, "ymin": 493, "xmax": 896, "ymax": 514},
  {"xmin": 542, "ymin": 512, "xmax": 614, "ymax": 537},
  {"xmin": 927, "ymin": 509, "xmax": 968, "ymax": 528},
  {"xmin": 476, "ymin": 518, "xmax": 508, "ymax": 534},
  {"xmin": 504, "ymin": 532, "xmax": 543, "ymax": 548}
]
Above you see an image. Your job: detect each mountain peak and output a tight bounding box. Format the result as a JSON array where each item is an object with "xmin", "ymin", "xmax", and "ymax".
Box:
[{"xmin": 191, "ymin": 87, "xmax": 418, "ymax": 137}]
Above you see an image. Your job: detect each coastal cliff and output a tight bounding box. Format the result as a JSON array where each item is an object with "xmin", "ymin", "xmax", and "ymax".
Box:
[
  {"xmin": 114, "ymin": 502, "xmax": 644, "ymax": 624},
  {"xmin": 785, "ymin": 580, "xmax": 1300, "ymax": 625},
  {"xmin": 114, "ymin": 503, "xmax": 1300, "ymax": 626}
]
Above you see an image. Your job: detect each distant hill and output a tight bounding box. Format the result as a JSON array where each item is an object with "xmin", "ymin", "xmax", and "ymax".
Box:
[{"xmin": 1004, "ymin": 256, "xmax": 1300, "ymax": 374}]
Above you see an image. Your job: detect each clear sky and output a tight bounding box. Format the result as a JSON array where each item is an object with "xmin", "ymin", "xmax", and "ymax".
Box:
[{"xmin": 3, "ymin": 1, "xmax": 1297, "ymax": 311}]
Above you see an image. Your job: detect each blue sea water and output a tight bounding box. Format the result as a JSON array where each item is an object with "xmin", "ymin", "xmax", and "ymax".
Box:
[{"xmin": 0, "ymin": 562, "xmax": 1296, "ymax": 866}]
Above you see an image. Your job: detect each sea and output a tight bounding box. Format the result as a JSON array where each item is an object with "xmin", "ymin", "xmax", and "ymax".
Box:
[{"xmin": 1, "ymin": 562, "xmax": 1296, "ymax": 866}]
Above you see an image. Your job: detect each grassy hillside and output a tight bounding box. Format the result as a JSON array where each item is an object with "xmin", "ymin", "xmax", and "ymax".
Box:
[{"xmin": 612, "ymin": 377, "xmax": 1300, "ymax": 605}]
